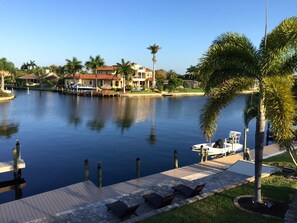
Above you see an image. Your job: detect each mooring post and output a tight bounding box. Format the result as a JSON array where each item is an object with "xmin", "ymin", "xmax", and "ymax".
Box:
[
  {"xmin": 174, "ymin": 150, "xmax": 178, "ymax": 169},
  {"xmin": 200, "ymin": 146, "xmax": 204, "ymax": 163},
  {"xmin": 97, "ymin": 163, "xmax": 102, "ymax": 188},
  {"xmin": 243, "ymin": 128, "xmax": 249, "ymax": 160},
  {"xmin": 203, "ymin": 148, "xmax": 208, "ymax": 162},
  {"xmin": 84, "ymin": 159, "xmax": 89, "ymax": 181},
  {"xmin": 13, "ymin": 146, "xmax": 18, "ymax": 180},
  {"xmin": 136, "ymin": 157, "xmax": 140, "ymax": 178},
  {"xmin": 16, "ymin": 140, "xmax": 21, "ymax": 160}
]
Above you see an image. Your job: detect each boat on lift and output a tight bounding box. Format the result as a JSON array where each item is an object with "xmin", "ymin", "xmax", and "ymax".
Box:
[{"xmin": 191, "ymin": 131, "xmax": 243, "ymax": 157}]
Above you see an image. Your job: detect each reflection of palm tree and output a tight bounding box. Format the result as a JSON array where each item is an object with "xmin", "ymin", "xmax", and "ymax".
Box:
[
  {"xmin": 148, "ymin": 101, "xmax": 156, "ymax": 144},
  {"xmin": 0, "ymin": 123, "xmax": 19, "ymax": 139},
  {"xmin": 87, "ymin": 119, "xmax": 105, "ymax": 132},
  {"xmin": 0, "ymin": 104, "xmax": 19, "ymax": 138},
  {"xmin": 115, "ymin": 98, "xmax": 135, "ymax": 134}
]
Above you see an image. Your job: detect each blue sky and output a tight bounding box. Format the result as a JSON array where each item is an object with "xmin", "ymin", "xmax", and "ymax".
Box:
[{"xmin": 0, "ymin": 0, "xmax": 296, "ymax": 74}]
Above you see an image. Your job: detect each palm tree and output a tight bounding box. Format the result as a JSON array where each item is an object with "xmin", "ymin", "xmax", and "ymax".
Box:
[
  {"xmin": 0, "ymin": 58, "xmax": 15, "ymax": 92},
  {"xmin": 28, "ymin": 60, "xmax": 36, "ymax": 70},
  {"xmin": 147, "ymin": 44, "xmax": 161, "ymax": 88},
  {"xmin": 115, "ymin": 59, "xmax": 134, "ymax": 94},
  {"xmin": 65, "ymin": 57, "xmax": 83, "ymax": 75},
  {"xmin": 65, "ymin": 57, "xmax": 83, "ymax": 84},
  {"xmin": 33, "ymin": 66, "xmax": 46, "ymax": 89},
  {"xmin": 85, "ymin": 55, "xmax": 105, "ymax": 88},
  {"xmin": 197, "ymin": 17, "xmax": 297, "ymax": 204}
]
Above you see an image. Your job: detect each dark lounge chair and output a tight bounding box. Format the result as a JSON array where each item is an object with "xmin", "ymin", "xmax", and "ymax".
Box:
[
  {"xmin": 172, "ymin": 183, "xmax": 205, "ymax": 198},
  {"xmin": 106, "ymin": 200, "xmax": 139, "ymax": 220},
  {"xmin": 142, "ymin": 192, "xmax": 175, "ymax": 209}
]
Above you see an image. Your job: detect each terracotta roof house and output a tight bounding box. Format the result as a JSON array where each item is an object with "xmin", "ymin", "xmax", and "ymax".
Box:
[
  {"xmin": 64, "ymin": 63, "xmax": 154, "ymax": 90},
  {"xmin": 64, "ymin": 73, "xmax": 122, "ymax": 89}
]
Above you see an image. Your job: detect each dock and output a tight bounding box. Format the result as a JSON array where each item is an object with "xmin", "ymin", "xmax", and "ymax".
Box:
[
  {"xmin": 0, "ymin": 159, "xmax": 26, "ymax": 174},
  {"xmin": 0, "ymin": 144, "xmax": 286, "ymax": 223}
]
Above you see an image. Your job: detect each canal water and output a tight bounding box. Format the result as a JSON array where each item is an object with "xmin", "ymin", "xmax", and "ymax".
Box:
[{"xmin": 0, "ymin": 90, "xmax": 256, "ymax": 204}]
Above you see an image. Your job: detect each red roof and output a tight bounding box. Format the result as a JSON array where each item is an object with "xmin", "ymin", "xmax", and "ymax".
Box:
[
  {"xmin": 146, "ymin": 77, "xmax": 153, "ymax": 81},
  {"xmin": 146, "ymin": 68, "xmax": 152, "ymax": 72},
  {"xmin": 64, "ymin": 74, "xmax": 121, "ymax": 81},
  {"xmin": 95, "ymin": 66, "xmax": 117, "ymax": 71}
]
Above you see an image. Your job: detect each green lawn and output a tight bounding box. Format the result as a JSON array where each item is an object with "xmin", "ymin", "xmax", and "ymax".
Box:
[
  {"xmin": 263, "ymin": 152, "xmax": 296, "ymax": 169},
  {"xmin": 142, "ymin": 152, "xmax": 297, "ymax": 223}
]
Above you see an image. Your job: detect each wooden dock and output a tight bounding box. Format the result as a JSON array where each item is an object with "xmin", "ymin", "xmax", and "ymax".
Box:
[
  {"xmin": 0, "ymin": 144, "xmax": 283, "ymax": 223},
  {"xmin": 0, "ymin": 159, "xmax": 26, "ymax": 174}
]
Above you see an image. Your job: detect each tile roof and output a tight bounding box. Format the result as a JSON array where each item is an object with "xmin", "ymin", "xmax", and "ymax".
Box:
[
  {"xmin": 95, "ymin": 66, "xmax": 117, "ymax": 71},
  {"xmin": 64, "ymin": 74, "xmax": 121, "ymax": 81}
]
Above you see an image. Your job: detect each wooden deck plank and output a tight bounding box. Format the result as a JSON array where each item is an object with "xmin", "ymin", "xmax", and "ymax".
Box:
[{"xmin": 0, "ymin": 159, "xmax": 26, "ymax": 173}]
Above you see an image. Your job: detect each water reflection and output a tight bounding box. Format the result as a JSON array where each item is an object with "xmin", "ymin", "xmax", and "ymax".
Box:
[
  {"xmin": 0, "ymin": 103, "xmax": 19, "ymax": 138},
  {"xmin": 148, "ymin": 100, "xmax": 156, "ymax": 144},
  {"xmin": 67, "ymin": 96, "xmax": 82, "ymax": 127}
]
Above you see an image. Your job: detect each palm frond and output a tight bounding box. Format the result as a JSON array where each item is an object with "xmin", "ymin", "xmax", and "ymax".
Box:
[
  {"xmin": 200, "ymin": 78, "xmax": 253, "ymax": 140},
  {"xmin": 263, "ymin": 75, "xmax": 296, "ymax": 148},
  {"xmin": 259, "ymin": 17, "xmax": 297, "ymax": 73},
  {"xmin": 243, "ymin": 93, "xmax": 259, "ymax": 127},
  {"xmin": 198, "ymin": 33, "xmax": 260, "ymax": 92}
]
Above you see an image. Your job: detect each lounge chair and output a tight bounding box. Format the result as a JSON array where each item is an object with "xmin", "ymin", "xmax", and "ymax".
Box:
[
  {"xmin": 143, "ymin": 192, "xmax": 175, "ymax": 209},
  {"xmin": 172, "ymin": 183, "xmax": 205, "ymax": 198},
  {"xmin": 106, "ymin": 200, "xmax": 139, "ymax": 220}
]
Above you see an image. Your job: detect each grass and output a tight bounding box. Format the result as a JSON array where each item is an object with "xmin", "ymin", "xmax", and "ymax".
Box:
[
  {"xmin": 0, "ymin": 90, "xmax": 12, "ymax": 97},
  {"xmin": 142, "ymin": 152, "xmax": 297, "ymax": 223},
  {"xmin": 176, "ymin": 88, "xmax": 204, "ymax": 93},
  {"xmin": 264, "ymin": 152, "xmax": 296, "ymax": 169}
]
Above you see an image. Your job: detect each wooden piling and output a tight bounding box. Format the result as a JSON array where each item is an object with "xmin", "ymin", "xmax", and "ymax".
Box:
[
  {"xmin": 174, "ymin": 150, "xmax": 178, "ymax": 169},
  {"xmin": 84, "ymin": 159, "xmax": 89, "ymax": 181},
  {"xmin": 243, "ymin": 128, "xmax": 249, "ymax": 160},
  {"xmin": 203, "ymin": 148, "xmax": 208, "ymax": 162},
  {"xmin": 136, "ymin": 157, "xmax": 140, "ymax": 178},
  {"xmin": 97, "ymin": 163, "xmax": 102, "ymax": 188},
  {"xmin": 200, "ymin": 146, "xmax": 204, "ymax": 163},
  {"xmin": 13, "ymin": 146, "xmax": 18, "ymax": 179}
]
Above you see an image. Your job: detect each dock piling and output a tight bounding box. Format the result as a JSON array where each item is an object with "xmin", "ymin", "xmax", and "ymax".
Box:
[
  {"xmin": 243, "ymin": 128, "xmax": 249, "ymax": 160},
  {"xmin": 13, "ymin": 140, "xmax": 22, "ymax": 180},
  {"xmin": 136, "ymin": 157, "xmax": 140, "ymax": 178},
  {"xmin": 97, "ymin": 163, "xmax": 102, "ymax": 188},
  {"xmin": 84, "ymin": 159, "xmax": 89, "ymax": 181},
  {"xmin": 174, "ymin": 150, "xmax": 178, "ymax": 169},
  {"xmin": 200, "ymin": 146, "xmax": 204, "ymax": 163}
]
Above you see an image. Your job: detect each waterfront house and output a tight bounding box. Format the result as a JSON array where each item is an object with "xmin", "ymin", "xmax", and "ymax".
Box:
[
  {"xmin": 18, "ymin": 73, "xmax": 59, "ymax": 86},
  {"xmin": 64, "ymin": 63, "xmax": 153, "ymax": 90}
]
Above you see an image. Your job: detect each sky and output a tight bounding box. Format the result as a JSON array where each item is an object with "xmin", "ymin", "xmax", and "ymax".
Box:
[{"xmin": 0, "ymin": 0, "xmax": 296, "ymax": 74}]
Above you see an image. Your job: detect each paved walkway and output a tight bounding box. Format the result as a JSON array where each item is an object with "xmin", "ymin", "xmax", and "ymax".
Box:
[
  {"xmin": 285, "ymin": 192, "xmax": 297, "ymax": 223},
  {"xmin": 0, "ymin": 144, "xmax": 294, "ymax": 223}
]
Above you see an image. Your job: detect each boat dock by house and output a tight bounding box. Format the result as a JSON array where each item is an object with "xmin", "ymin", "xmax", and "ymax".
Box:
[{"xmin": 0, "ymin": 144, "xmax": 286, "ymax": 222}]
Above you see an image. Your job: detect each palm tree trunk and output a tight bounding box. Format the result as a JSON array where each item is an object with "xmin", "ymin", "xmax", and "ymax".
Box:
[
  {"xmin": 253, "ymin": 90, "xmax": 265, "ymax": 203},
  {"xmin": 1, "ymin": 74, "xmax": 4, "ymax": 91},
  {"xmin": 152, "ymin": 55, "xmax": 156, "ymax": 88},
  {"xmin": 288, "ymin": 146, "xmax": 297, "ymax": 166},
  {"xmin": 123, "ymin": 77, "xmax": 126, "ymax": 94}
]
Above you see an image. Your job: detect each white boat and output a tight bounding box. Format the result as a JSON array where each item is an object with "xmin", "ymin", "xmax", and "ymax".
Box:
[
  {"xmin": 192, "ymin": 131, "xmax": 243, "ymax": 156},
  {"xmin": 70, "ymin": 83, "xmax": 95, "ymax": 91}
]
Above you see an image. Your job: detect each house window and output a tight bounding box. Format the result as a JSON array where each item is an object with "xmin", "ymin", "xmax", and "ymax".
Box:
[{"xmin": 115, "ymin": 81, "xmax": 119, "ymax": 87}]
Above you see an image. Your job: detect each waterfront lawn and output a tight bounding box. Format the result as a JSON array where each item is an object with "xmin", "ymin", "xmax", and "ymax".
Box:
[
  {"xmin": 263, "ymin": 151, "xmax": 296, "ymax": 169},
  {"xmin": 177, "ymin": 88, "xmax": 204, "ymax": 93},
  {"xmin": 142, "ymin": 153, "xmax": 297, "ymax": 223}
]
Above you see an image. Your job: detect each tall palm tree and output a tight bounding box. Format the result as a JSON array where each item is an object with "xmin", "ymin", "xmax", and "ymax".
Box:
[
  {"xmin": 197, "ymin": 17, "xmax": 297, "ymax": 204},
  {"xmin": 85, "ymin": 55, "xmax": 105, "ymax": 88},
  {"xmin": 65, "ymin": 57, "xmax": 83, "ymax": 83},
  {"xmin": 0, "ymin": 58, "xmax": 15, "ymax": 92},
  {"xmin": 147, "ymin": 44, "xmax": 161, "ymax": 88},
  {"xmin": 28, "ymin": 60, "xmax": 36, "ymax": 70},
  {"xmin": 115, "ymin": 59, "xmax": 134, "ymax": 94}
]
